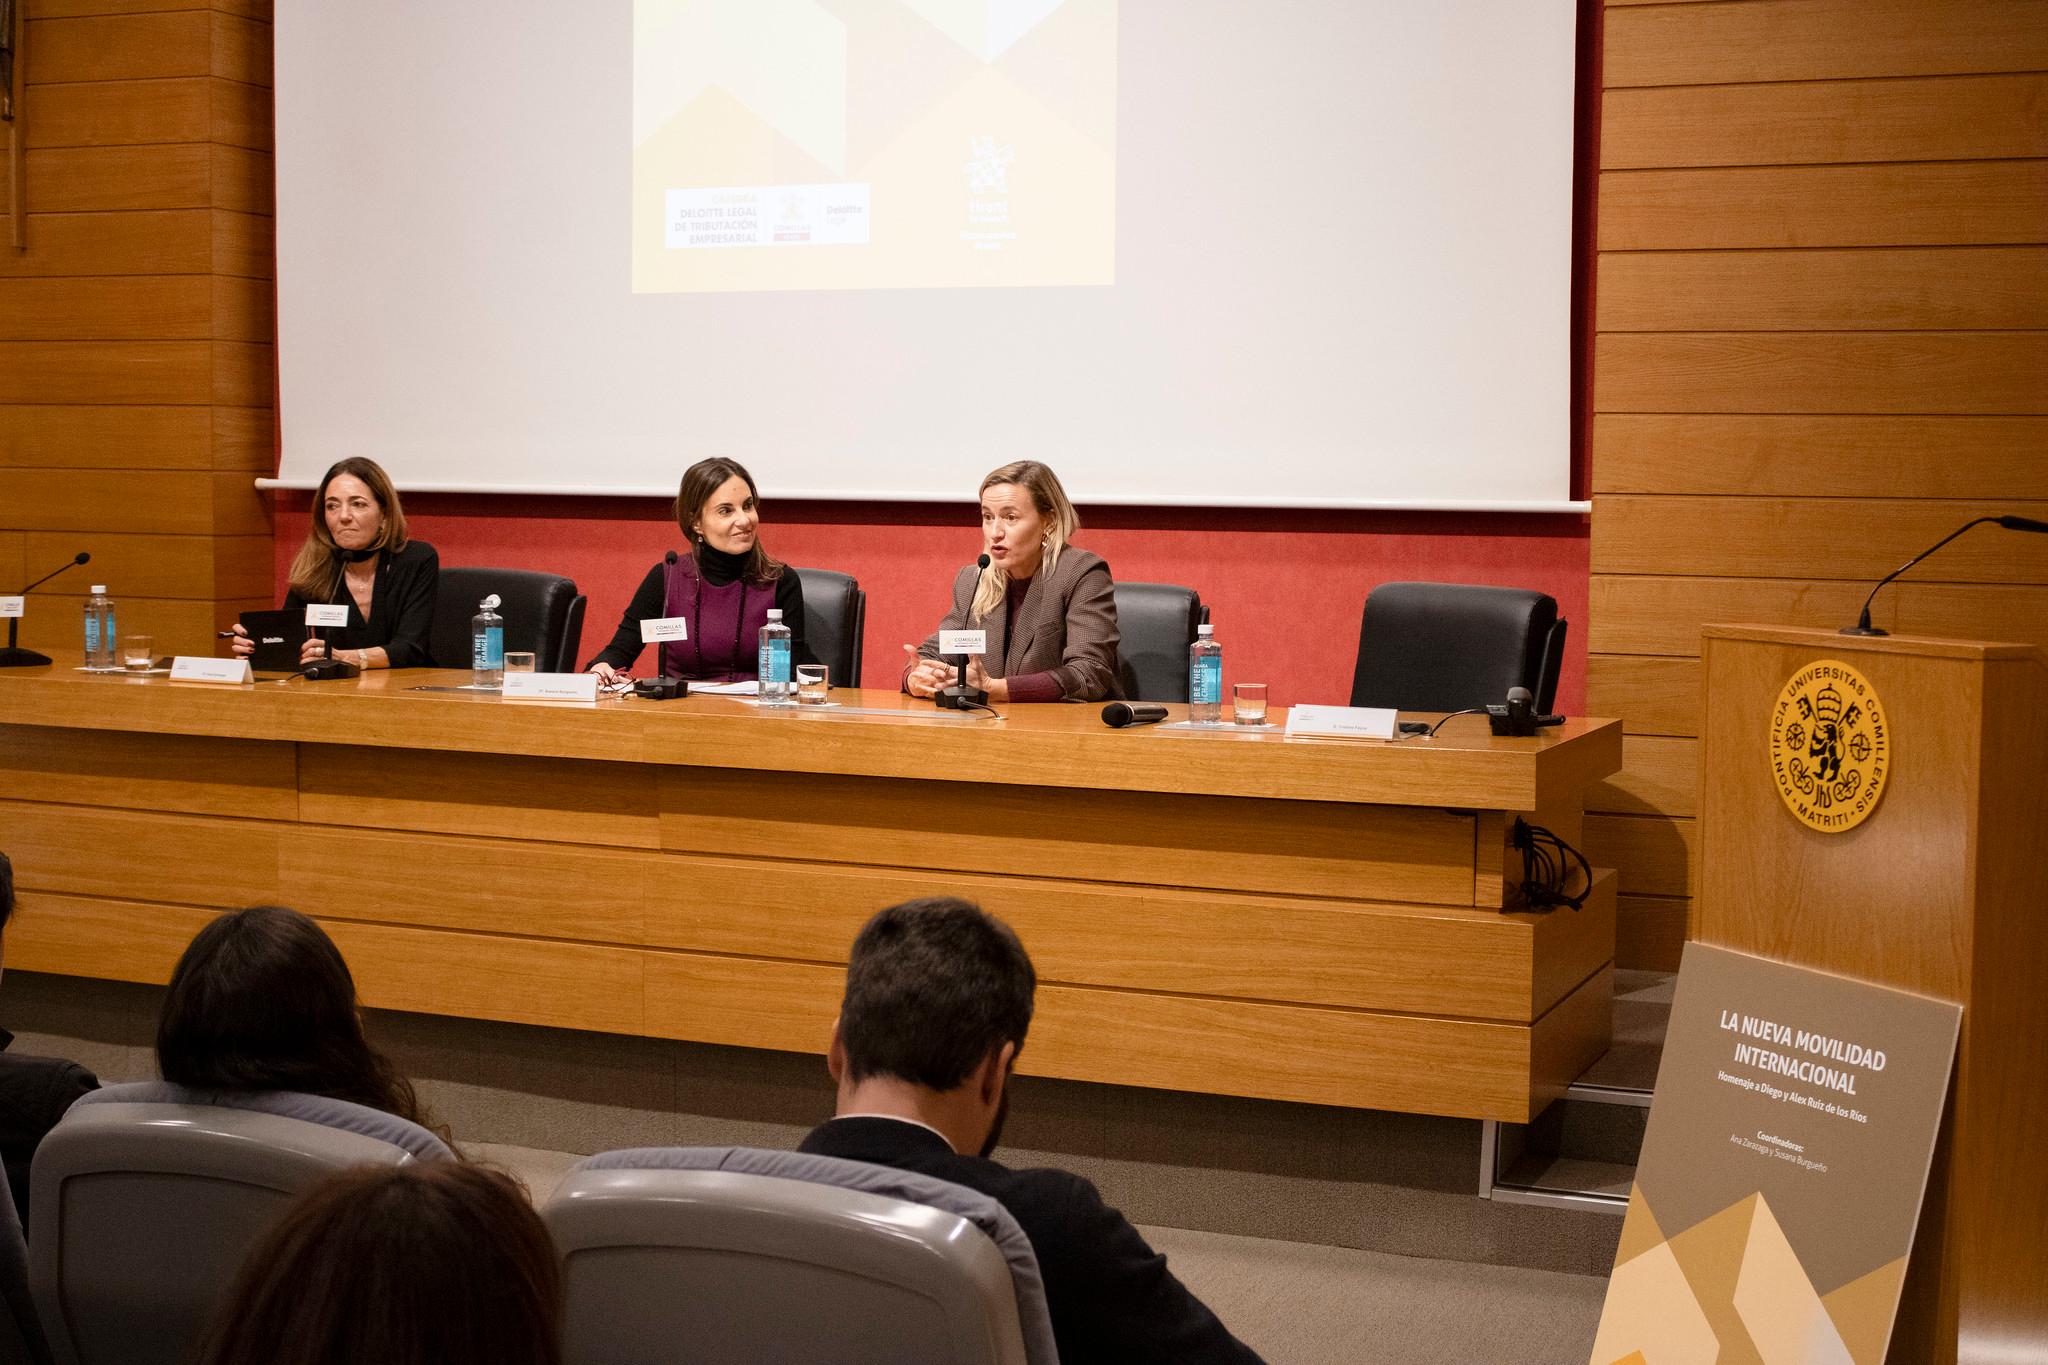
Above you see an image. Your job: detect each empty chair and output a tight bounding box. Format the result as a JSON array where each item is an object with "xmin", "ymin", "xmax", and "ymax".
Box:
[
  {"xmin": 543, "ymin": 1146, "xmax": 1058, "ymax": 1365},
  {"xmin": 1112, "ymin": 582, "xmax": 1203, "ymax": 703},
  {"xmin": 1349, "ymin": 581, "xmax": 1567, "ymax": 714},
  {"xmin": 30, "ymin": 1083, "xmax": 452, "ymax": 1365},
  {"xmin": 430, "ymin": 567, "xmax": 586, "ymax": 673},
  {"xmin": 792, "ymin": 567, "xmax": 866, "ymax": 688}
]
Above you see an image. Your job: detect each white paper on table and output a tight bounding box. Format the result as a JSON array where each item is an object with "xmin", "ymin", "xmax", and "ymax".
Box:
[
  {"xmin": 689, "ymin": 680, "xmax": 760, "ymax": 695},
  {"xmin": 1283, "ymin": 704, "xmax": 1398, "ymax": 741}
]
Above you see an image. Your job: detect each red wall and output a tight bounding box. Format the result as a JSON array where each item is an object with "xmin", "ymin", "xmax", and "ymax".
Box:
[{"xmin": 272, "ymin": 492, "xmax": 1589, "ymax": 710}]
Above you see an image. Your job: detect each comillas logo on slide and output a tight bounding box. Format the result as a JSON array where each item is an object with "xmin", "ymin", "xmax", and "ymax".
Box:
[{"xmin": 1767, "ymin": 660, "xmax": 1890, "ymax": 834}]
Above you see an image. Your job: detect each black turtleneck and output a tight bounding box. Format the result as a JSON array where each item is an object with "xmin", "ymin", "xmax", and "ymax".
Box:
[{"xmin": 589, "ymin": 545, "xmax": 813, "ymax": 673}]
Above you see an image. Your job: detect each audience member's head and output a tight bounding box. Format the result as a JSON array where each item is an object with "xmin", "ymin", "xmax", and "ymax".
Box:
[
  {"xmin": 157, "ymin": 905, "xmax": 424, "ymax": 1125},
  {"xmin": 188, "ymin": 1162, "xmax": 562, "ymax": 1365},
  {"xmin": 0, "ymin": 850, "xmax": 12, "ymax": 975},
  {"xmin": 832, "ymin": 897, "xmax": 1036, "ymax": 1154}
]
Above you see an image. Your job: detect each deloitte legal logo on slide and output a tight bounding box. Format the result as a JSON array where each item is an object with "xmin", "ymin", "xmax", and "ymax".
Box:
[{"xmin": 1767, "ymin": 659, "xmax": 1890, "ymax": 834}]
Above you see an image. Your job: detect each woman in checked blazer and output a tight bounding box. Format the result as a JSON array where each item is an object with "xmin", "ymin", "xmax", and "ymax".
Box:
[{"xmin": 904, "ymin": 461, "xmax": 1123, "ymax": 703}]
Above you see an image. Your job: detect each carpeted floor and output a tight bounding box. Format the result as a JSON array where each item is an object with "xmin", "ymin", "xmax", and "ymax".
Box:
[{"xmin": 475, "ymin": 1142, "xmax": 1609, "ymax": 1365}]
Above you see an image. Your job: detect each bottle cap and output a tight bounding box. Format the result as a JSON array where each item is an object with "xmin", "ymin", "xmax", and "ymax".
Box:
[
  {"xmin": 767, "ymin": 609, "xmax": 784, "ymax": 620},
  {"xmin": 90, "ymin": 585, "xmax": 107, "ymax": 594},
  {"xmin": 1197, "ymin": 623, "xmax": 1213, "ymax": 637},
  {"xmin": 479, "ymin": 594, "xmax": 502, "ymax": 612}
]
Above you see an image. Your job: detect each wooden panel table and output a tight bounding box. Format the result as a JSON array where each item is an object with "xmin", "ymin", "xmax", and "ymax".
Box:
[{"xmin": 0, "ymin": 662, "xmax": 1623, "ymax": 1122}]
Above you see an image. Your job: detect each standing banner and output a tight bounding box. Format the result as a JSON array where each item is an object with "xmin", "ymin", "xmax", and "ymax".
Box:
[{"xmin": 1591, "ymin": 943, "xmax": 1960, "ymax": 1365}]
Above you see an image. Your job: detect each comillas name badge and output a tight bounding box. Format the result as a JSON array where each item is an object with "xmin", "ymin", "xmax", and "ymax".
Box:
[{"xmin": 1767, "ymin": 659, "xmax": 1890, "ymax": 834}]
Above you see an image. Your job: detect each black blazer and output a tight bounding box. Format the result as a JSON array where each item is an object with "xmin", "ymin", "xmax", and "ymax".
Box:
[
  {"xmin": 800, "ymin": 1117, "xmax": 1263, "ymax": 1365},
  {"xmin": 283, "ymin": 540, "xmax": 440, "ymax": 668},
  {"xmin": 0, "ymin": 1033, "xmax": 99, "ymax": 1234}
]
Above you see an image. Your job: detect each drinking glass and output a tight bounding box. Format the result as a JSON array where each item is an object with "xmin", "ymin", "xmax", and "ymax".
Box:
[
  {"xmin": 1232, "ymin": 682, "xmax": 1269, "ymax": 725},
  {"xmin": 796, "ymin": 663, "xmax": 830, "ymax": 704},
  {"xmin": 121, "ymin": 635, "xmax": 155, "ymax": 672},
  {"xmin": 503, "ymin": 651, "xmax": 537, "ymax": 674}
]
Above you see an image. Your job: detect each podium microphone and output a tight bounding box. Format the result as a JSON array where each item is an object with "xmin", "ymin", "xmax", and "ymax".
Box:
[
  {"xmin": 1842, "ymin": 515, "xmax": 2048, "ymax": 637},
  {"xmin": 937, "ymin": 554, "xmax": 992, "ymax": 711},
  {"xmin": 0, "ymin": 551, "xmax": 91, "ymax": 669}
]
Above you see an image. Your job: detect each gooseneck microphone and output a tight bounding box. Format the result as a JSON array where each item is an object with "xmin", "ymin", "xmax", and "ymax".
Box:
[
  {"xmin": 1101, "ymin": 702, "xmax": 1169, "ymax": 728},
  {"xmin": 937, "ymin": 554, "xmax": 993, "ymax": 711},
  {"xmin": 0, "ymin": 550, "xmax": 92, "ymax": 669},
  {"xmin": 1842, "ymin": 515, "xmax": 2048, "ymax": 637}
]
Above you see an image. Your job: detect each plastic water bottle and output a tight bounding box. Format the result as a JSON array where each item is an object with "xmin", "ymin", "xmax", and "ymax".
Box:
[
  {"xmin": 471, "ymin": 594, "xmax": 504, "ymax": 689},
  {"xmin": 1188, "ymin": 622, "xmax": 1223, "ymax": 724},
  {"xmin": 82, "ymin": 584, "xmax": 117, "ymax": 671},
  {"xmin": 758, "ymin": 608, "xmax": 793, "ymax": 701}
]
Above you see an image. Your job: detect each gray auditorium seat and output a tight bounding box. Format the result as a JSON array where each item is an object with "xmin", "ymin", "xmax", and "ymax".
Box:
[
  {"xmin": 543, "ymin": 1146, "xmax": 1059, "ymax": 1365},
  {"xmin": 30, "ymin": 1083, "xmax": 453, "ymax": 1365}
]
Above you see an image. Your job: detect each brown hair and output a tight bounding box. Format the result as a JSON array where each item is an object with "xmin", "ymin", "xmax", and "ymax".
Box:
[
  {"xmin": 158, "ymin": 906, "xmax": 433, "ymax": 1134},
  {"xmin": 187, "ymin": 1163, "xmax": 562, "ymax": 1365},
  {"xmin": 286, "ymin": 458, "xmax": 410, "ymax": 601},
  {"xmin": 971, "ymin": 461, "xmax": 1080, "ymax": 621},
  {"xmin": 672, "ymin": 456, "xmax": 784, "ymax": 582}
]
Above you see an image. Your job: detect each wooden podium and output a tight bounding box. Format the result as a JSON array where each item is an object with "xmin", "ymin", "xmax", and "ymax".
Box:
[{"xmin": 1698, "ymin": 626, "xmax": 2048, "ymax": 1365}]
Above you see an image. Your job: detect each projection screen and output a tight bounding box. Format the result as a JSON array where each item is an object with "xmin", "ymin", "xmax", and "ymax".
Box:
[{"xmin": 273, "ymin": 1, "xmax": 1581, "ymax": 510}]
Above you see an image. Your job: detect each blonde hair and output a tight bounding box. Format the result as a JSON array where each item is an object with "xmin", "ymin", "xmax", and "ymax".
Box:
[
  {"xmin": 287, "ymin": 459, "xmax": 409, "ymax": 601},
  {"xmin": 970, "ymin": 461, "xmax": 1079, "ymax": 622}
]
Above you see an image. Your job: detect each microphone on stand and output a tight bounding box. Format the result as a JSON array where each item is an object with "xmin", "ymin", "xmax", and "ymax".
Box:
[
  {"xmin": 1842, "ymin": 515, "xmax": 2048, "ymax": 637},
  {"xmin": 0, "ymin": 551, "xmax": 91, "ymax": 669},
  {"xmin": 938, "ymin": 554, "xmax": 993, "ymax": 711}
]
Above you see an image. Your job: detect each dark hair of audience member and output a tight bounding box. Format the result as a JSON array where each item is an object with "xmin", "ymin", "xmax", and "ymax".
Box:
[
  {"xmin": 0, "ymin": 850, "xmax": 14, "ymax": 932},
  {"xmin": 157, "ymin": 905, "xmax": 427, "ymax": 1127},
  {"xmin": 839, "ymin": 896, "xmax": 1036, "ymax": 1090},
  {"xmin": 187, "ymin": 1162, "xmax": 562, "ymax": 1365}
]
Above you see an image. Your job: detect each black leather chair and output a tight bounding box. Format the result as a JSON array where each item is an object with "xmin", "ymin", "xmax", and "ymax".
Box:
[
  {"xmin": 793, "ymin": 567, "xmax": 866, "ymax": 688},
  {"xmin": 1113, "ymin": 582, "xmax": 1204, "ymax": 703},
  {"xmin": 1348, "ymin": 582, "xmax": 1567, "ymax": 714},
  {"xmin": 430, "ymin": 567, "xmax": 586, "ymax": 673}
]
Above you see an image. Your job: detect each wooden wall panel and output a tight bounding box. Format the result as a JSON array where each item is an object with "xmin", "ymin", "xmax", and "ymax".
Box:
[
  {"xmin": 1597, "ymin": 248, "xmax": 2048, "ymax": 333},
  {"xmin": 1589, "ymin": 0, "xmax": 2048, "ymax": 983},
  {"xmin": 1600, "ymin": 162, "xmax": 2048, "ymax": 251},
  {"xmin": 1605, "ymin": 0, "xmax": 2048, "ymax": 87},
  {"xmin": 1592, "ymin": 497, "xmax": 2048, "ymax": 582},
  {"xmin": 26, "ymin": 13, "xmax": 213, "ymax": 82},
  {"xmin": 1594, "ymin": 333, "xmax": 2048, "ymax": 414},
  {"xmin": 24, "ymin": 145, "xmax": 214, "ymax": 212},
  {"xmin": 1, "ymin": 9, "xmax": 276, "ymax": 656},
  {"xmin": 1592, "ymin": 415, "xmax": 2048, "ymax": 497},
  {"xmin": 1602, "ymin": 73, "xmax": 2048, "ymax": 170},
  {"xmin": 0, "ymin": 406, "xmax": 213, "ymax": 469}
]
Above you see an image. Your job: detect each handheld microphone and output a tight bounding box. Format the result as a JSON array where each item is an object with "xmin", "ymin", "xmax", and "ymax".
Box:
[
  {"xmin": 1844, "ymin": 515, "xmax": 2048, "ymax": 636},
  {"xmin": 1101, "ymin": 702, "xmax": 1169, "ymax": 728},
  {"xmin": 0, "ymin": 550, "xmax": 93, "ymax": 669},
  {"xmin": 938, "ymin": 554, "xmax": 993, "ymax": 711}
]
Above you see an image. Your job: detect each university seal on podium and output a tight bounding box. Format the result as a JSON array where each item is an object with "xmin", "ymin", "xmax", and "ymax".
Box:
[{"xmin": 1767, "ymin": 659, "xmax": 1889, "ymax": 833}]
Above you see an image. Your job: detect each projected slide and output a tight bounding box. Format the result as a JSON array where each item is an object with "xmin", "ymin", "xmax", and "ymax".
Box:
[{"xmin": 631, "ymin": 0, "xmax": 1115, "ymax": 293}]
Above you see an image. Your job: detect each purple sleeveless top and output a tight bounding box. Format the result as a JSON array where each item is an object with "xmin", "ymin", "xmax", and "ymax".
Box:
[{"xmin": 661, "ymin": 553, "xmax": 775, "ymax": 681}]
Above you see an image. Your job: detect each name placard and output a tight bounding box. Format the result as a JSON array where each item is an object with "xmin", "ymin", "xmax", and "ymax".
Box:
[
  {"xmin": 305, "ymin": 604, "xmax": 350, "ymax": 628},
  {"xmin": 170, "ymin": 656, "xmax": 253, "ymax": 685},
  {"xmin": 640, "ymin": 616, "xmax": 689, "ymax": 643},
  {"xmin": 0, "ymin": 596, "xmax": 22, "ymax": 619},
  {"xmin": 939, "ymin": 630, "xmax": 987, "ymax": 655},
  {"xmin": 1283, "ymin": 704, "xmax": 1397, "ymax": 741},
  {"xmin": 501, "ymin": 671, "xmax": 601, "ymax": 703}
]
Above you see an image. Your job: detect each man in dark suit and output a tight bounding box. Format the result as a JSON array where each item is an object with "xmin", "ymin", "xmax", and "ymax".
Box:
[
  {"xmin": 800, "ymin": 896, "xmax": 1264, "ymax": 1365},
  {"xmin": 0, "ymin": 852, "xmax": 100, "ymax": 1233}
]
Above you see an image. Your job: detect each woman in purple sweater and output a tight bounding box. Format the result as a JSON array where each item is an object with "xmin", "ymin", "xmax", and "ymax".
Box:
[{"xmin": 586, "ymin": 458, "xmax": 812, "ymax": 683}]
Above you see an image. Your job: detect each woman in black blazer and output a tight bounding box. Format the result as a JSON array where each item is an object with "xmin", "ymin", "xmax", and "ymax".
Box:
[{"xmin": 229, "ymin": 457, "xmax": 439, "ymax": 670}]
